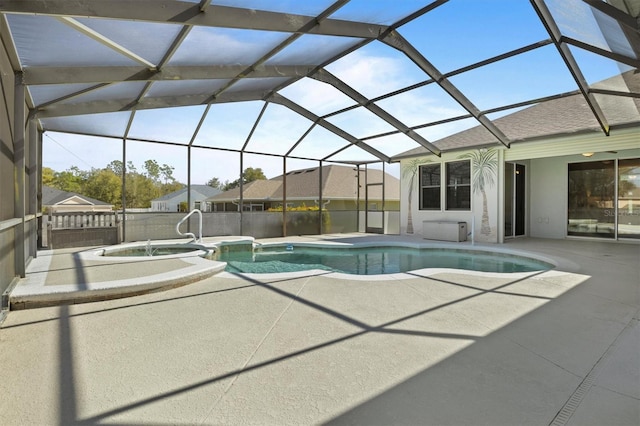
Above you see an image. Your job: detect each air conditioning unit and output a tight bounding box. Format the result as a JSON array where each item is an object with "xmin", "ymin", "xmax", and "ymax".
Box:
[{"xmin": 422, "ymin": 221, "xmax": 467, "ymax": 242}]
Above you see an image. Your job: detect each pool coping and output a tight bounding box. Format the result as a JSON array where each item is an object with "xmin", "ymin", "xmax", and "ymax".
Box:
[{"xmin": 10, "ymin": 237, "xmax": 255, "ymax": 310}]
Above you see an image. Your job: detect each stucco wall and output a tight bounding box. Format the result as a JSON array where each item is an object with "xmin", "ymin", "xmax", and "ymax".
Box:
[
  {"xmin": 400, "ymin": 149, "xmax": 499, "ymax": 243},
  {"xmin": 529, "ymin": 156, "xmax": 567, "ymax": 239},
  {"xmin": 401, "ymin": 137, "xmax": 640, "ymax": 243}
]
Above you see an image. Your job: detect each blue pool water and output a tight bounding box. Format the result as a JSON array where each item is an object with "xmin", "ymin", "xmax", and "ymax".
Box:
[{"xmin": 219, "ymin": 246, "xmax": 553, "ymax": 275}]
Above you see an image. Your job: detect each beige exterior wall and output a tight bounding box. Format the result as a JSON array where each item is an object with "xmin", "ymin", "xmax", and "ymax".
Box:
[{"xmin": 400, "ymin": 128, "xmax": 640, "ymax": 243}]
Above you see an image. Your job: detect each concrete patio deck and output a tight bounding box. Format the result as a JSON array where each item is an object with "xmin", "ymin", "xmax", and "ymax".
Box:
[{"xmin": 0, "ymin": 236, "xmax": 638, "ymax": 425}]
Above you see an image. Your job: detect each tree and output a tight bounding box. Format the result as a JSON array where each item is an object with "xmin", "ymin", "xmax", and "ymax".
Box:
[
  {"xmin": 106, "ymin": 160, "xmax": 124, "ymax": 176},
  {"xmin": 126, "ymin": 172, "xmax": 160, "ymax": 208},
  {"xmin": 223, "ymin": 167, "xmax": 267, "ymax": 191},
  {"xmin": 206, "ymin": 177, "xmax": 222, "ymax": 189},
  {"xmin": 243, "ymin": 167, "xmax": 266, "ymax": 182},
  {"xmin": 144, "ymin": 159, "xmax": 161, "ymax": 183},
  {"xmin": 159, "ymin": 163, "xmax": 176, "ymax": 184},
  {"xmin": 459, "ymin": 149, "xmax": 497, "ymax": 236},
  {"xmin": 42, "ymin": 167, "xmax": 55, "ymax": 186},
  {"xmin": 53, "ymin": 166, "xmax": 85, "ymax": 193},
  {"xmin": 44, "ymin": 159, "xmax": 186, "ymax": 209},
  {"xmin": 84, "ymin": 168, "xmax": 121, "ymax": 208},
  {"xmin": 401, "ymin": 158, "xmax": 428, "ymax": 234}
]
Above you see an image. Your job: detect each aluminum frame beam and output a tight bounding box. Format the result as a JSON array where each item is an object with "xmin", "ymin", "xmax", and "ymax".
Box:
[
  {"xmin": 184, "ymin": 1, "xmax": 351, "ymax": 152},
  {"xmin": 561, "ymin": 36, "xmax": 640, "ymax": 69},
  {"xmin": 33, "ymin": 89, "xmax": 271, "ymax": 118},
  {"xmin": 0, "ymin": 0, "xmax": 386, "ymax": 39},
  {"xmin": 380, "ymin": 30, "xmax": 512, "ymax": 148},
  {"xmin": 56, "ymin": 17, "xmax": 156, "ymax": 69},
  {"xmin": 582, "ymin": 0, "xmax": 639, "ymax": 31},
  {"xmin": 530, "ymin": 0, "xmax": 610, "ymax": 136},
  {"xmin": 269, "ymin": 93, "xmax": 390, "ymax": 163},
  {"xmin": 310, "ymin": 68, "xmax": 441, "ymax": 156}
]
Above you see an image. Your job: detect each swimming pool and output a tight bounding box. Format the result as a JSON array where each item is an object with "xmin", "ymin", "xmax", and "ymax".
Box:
[{"xmin": 218, "ymin": 245, "xmax": 553, "ymax": 275}]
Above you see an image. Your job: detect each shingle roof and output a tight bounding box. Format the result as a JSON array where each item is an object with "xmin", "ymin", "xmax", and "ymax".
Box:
[
  {"xmin": 42, "ymin": 185, "xmax": 112, "ymax": 206},
  {"xmin": 153, "ymin": 184, "xmax": 221, "ymax": 201},
  {"xmin": 395, "ymin": 71, "xmax": 640, "ymax": 159},
  {"xmin": 207, "ymin": 165, "xmax": 399, "ymax": 202}
]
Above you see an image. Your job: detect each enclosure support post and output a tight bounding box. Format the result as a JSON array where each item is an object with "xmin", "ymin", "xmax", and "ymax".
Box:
[
  {"xmin": 282, "ymin": 157, "xmax": 287, "ymax": 237},
  {"xmin": 239, "ymin": 152, "xmax": 243, "ymax": 235},
  {"xmin": 356, "ymin": 165, "xmax": 360, "ymax": 232},
  {"xmin": 318, "ymin": 160, "xmax": 323, "ymax": 235},
  {"xmin": 37, "ymin": 127, "xmax": 43, "ymax": 249},
  {"xmin": 382, "ymin": 162, "xmax": 386, "ymax": 234},
  {"xmin": 13, "ymin": 74, "xmax": 25, "ymax": 277},
  {"xmin": 187, "ymin": 145, "xmax": 192, "ymax": 233},
  {"xmin": 121, "ymin": 138, "xmax": 127, "ymax": 242},
  {"xmin": 28, "ymin": 118, "xmax": 38, "ymax": 259}
]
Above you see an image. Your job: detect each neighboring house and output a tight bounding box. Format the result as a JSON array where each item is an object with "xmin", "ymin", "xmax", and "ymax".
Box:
[
  {"xmin": 397, "ymin": 72, "xmax": 640, "ymax": 243},
  {"xmin": 151, "ymin": 185, "xmax": 221, "ymax": 212},
  {"xmin": 206, "ymin": 165, "xmax": 400, "ymax": 212},
  {"xmin": 42, "ymin": 185, "xmax": 113, "ymax": 213}
]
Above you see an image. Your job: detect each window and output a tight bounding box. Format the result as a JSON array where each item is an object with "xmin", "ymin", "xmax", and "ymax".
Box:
[
  {"xmin": 446, "ymin": 160, "xmax": 471, "ymax": 210},
  {"xmin": 419, "ymin": 163, "xmax": 441, "ymax": 210}
]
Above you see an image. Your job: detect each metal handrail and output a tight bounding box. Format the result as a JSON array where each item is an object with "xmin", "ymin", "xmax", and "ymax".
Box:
[{"xmin": 176, "ymin": 209, "xmax": 202, "ymax": 243}]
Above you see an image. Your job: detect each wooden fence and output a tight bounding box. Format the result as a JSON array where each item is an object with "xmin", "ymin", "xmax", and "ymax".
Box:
[{"xmin": 46, "ymin": 212, "xmax": 120, "ymax": 249}]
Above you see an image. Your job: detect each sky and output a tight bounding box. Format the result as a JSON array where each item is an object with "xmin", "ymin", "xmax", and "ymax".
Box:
[{"xmin": 39, "ymin": 0, "xmax": 631, "ymax": 185}]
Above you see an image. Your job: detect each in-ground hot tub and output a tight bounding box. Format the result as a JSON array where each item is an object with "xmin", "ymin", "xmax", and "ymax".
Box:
[{"xmin": 99, "ymin": 242, "xmax": 215, "ymax": 259}]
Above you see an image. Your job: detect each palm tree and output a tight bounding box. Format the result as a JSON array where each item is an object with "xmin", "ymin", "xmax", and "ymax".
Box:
[
  {"xmin": 459, "ymin": 149, "xmax": 497, "ymax": 235},
  {"xmin": 402, "ymin": 158, "xmax": 428, "ymax": 234}
]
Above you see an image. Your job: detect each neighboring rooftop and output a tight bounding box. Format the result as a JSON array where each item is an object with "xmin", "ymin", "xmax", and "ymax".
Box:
[
  {"xmin": 208, "ymin": 165, "xmax": 399, "ymax": 202},
  {"xmin": 152, "ymin": 185, "xmax": 221, "ymax": 202},
  {"xmin": 42, "ymin": 185, "xmax": 112, "ymax": 207}
]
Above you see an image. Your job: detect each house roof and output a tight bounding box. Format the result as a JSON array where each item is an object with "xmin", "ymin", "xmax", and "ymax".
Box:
[
  {"xmin": 152, "ymin": 185, "xmax": 221, "ymax": 202},
  {"xmin": 394, "ymin": 71, "xmax": 640, "ymax": 159},
  {"xmin": 207, "ymin": 165, "xmax": 399, "ymax": 202},
  {"xmin": 42, "ymin": 185, "xmax": 112, "ymax": 206}
]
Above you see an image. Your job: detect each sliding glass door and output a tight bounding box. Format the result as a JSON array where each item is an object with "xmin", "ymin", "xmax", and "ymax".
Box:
[
  {"xmin": 568, "ymin": 158, "xmax": 640, "ymax": 239},
  {"xmin": 618, "ymin": 158, "xmax": 640, "ymax": 239}
]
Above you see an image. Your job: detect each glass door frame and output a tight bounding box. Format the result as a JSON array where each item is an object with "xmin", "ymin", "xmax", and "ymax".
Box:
[
  {"xmin": 566, "ymin": 157, "xmax": 640, "ymax": 240},
  {"xmin": 505, "ymin": 162, "xmax": 526, "ymax": 239}
]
